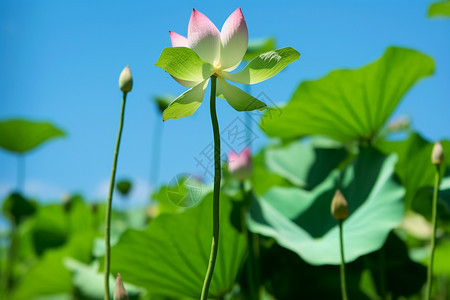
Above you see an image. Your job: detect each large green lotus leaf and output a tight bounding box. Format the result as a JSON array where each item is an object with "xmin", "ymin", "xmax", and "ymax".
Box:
[
  {"xmin": 250, "ymin": 150, "xmax": 290, "ymax": 196},
  {"xmin": 108, "ymin": 193, "xmax": 246, "ymax": 299},
  {"xmin": 265, "ymin": 140, "xmax": 348, "ymax": 189},
  {"xmin": 0, "ymin": 119, "xmax": 65, "ymax": 154},
  {"xmin": 10, "ymin": 232, "xmax": 94, "ymax": 300},
  {"xmin": 262, "ymin": 47, "xmax": 434, "ymax": 142},
  {"xmin": 376, "ymin": 132, "xmax": 450, "ymax": 209},
  {"xmin": 429, "ymin": 1, "xmax": 450, "ymax": 18},
  {"xmin": 247, "ymin": 148, "xmax": 404, "ymax": 265}
]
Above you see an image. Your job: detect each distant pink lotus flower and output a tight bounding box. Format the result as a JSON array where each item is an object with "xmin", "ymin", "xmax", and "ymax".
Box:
[
  {"xmin": 228, "ymin": 147, "xmax": 253, "ymax": 181},
  {"xmin": 155, "ymin": 8, "xmax": 300, "ymax": 121}
]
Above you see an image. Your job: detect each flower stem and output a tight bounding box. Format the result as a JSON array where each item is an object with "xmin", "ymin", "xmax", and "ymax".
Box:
[
  {"xmin": 339, "ymin": 220, "xmax": 348, "ymax": 300},
  {"xmin": 426, "ymin": 165, "xmax": 440, "ymax": 300},
  {"xmin": 201, "ymin": 75, "xmax": 220, "ymax": 300},
  {"xmin": 104, "ymin": 92, "xmax": 128, "ymax": 300}
]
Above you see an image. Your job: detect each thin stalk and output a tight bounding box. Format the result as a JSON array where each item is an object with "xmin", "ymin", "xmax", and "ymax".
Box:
[
  {"xmin": 201, "ymin": 76, "xmax": 220, "ymax": 300},
  {"xmin": 339, "ymin": 220, "xmax": 348, "ymax": 300},
  {"xmin": 239, "ymin": 183, "xmax": 257, "ymax": 300},
  {"xmin": 104, "ymin": 92, "xmax": 128, "ymax": 300},
  {"xmin": 426, "ymin": 165, "xmax": 441, "ymax": 300},
  {"xmin": 150, "ymin": 116, "xmax": 163, "ymax": 189},
  {"xmin": 17, "ymin": 155, "xmax": 25, "ymax": 193},
  {"xmin": 243, "ymin": 84, "xmax": 252, "ymax": 148}
]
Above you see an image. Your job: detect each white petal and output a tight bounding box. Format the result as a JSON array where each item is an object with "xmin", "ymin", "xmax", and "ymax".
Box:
[
  {"xmin": 220, "ymin": 8, "xmax": 248, "ymax": 71},
  {"xmin": 187, "ymin": 9, "xmax": 221, "ymax": 66}
]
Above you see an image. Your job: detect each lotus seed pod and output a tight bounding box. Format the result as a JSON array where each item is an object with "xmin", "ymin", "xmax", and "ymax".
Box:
[
  {"xmin": 331, "ymin": 189, "xmax": 349, "ymax": 221},
  {"xmin": 119, "ymin": 66, "xmax": 133, "ymax": 93},
  {"xmin": 431, "ymin": 141, "xmax": 444, "ymax": 166},
  {"xmin": 114, "ymin": 273, "xmax": 129, "ymax": 300}
]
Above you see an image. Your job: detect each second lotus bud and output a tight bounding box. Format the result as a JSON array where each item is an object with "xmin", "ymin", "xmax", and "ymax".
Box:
[
  {"xmin": 331, "ymin": 189, "xmax": 349, "ymax": 221},
  {"xmin": 431, "ymin": 141, "xmax": 444, "ymax": 166},
  {"xmin": 228, "ymin": 147, "xmax": 253, "ymax": 181}
]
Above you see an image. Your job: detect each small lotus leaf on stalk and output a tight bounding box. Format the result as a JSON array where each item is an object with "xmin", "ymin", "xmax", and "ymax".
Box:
[
  {"xmin": 428, "ymin": 0, "xmax": 450, "ymax": 18},
  {"xmin": 331, "ymin": 189, "xmax": 349, "ymax": 300},
  {"xmin": 426, "ymin": 141, "xmax": 445, "ymax": 300},
  {"xmin": 104, "ymin": 66, "xmax": 133, "ymax": 300},
  {"xmin": 0, "ymin": 119, "xmax": 65, "ymax": 192},
  {"xmin": 116, "ymin": 179, "xmax": 133, "ymax": 197},
  {"xmin": 155, "ymin": 7, "xmax": 300, "ymax": 299}
]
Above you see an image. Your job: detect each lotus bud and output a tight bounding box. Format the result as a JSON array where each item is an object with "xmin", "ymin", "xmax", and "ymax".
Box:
[
  {"xmin": 431, "ymin": 141, "xmax": 444, "ymax": 166},
  {"xmin": 331, "ymin": 189, "xmax": 349, "ymax": 221},
  {"xmin": 119, "ymin": 66, "xmax": 133, "ymax": 93},
  {"xmin": 114, "ymin": 273, "xmax": 129, "ymax": 300},
  {"xmin": 228, "ymin": 147, "xmax": 253, "ymax": 181}
]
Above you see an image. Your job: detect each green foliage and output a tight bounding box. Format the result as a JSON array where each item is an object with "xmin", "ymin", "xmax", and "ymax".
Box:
[
  {"xmin": 10, "ymin": 233, "xmax": 95, "ymax": 300},
  {"xmin": 0, "ymin": 119, "xmax": 65, "ymax": 154},
  {"xmin": 2, "ymin": 193, "xmax": 36, "ymax": 225},
  {"xmin": 116, "ymin": 179, "xmax": 133, "ymax": 197},
  {"xmin": 153, "ymin": 95, "xmax": 175, "ymax": 114},
  {"xmin": 429, "ymin": 1, "xmax": 450, "ymax": 18},
  {"xmin": 365, "ymin": 233, "xmax": 427, "ymax": 298},
  {"xmin": 248, "ymin": 148, "xmax": 404, "ymax": 265},
  {"xmin": 376, "ymin": 132, "xmax": 450, "ymax": 209},
  {"xmin": 264, "ymin": 140, "xmax": 348, "ymax": 188},
  {"xmin": 243, "ymin": 37, "xmax": 276, "ymax": 61},
  {"xmin": 108, "ymin": 193, "xmax": 246, "ymax": 299},
  {"xmin": 262, "ymin": 47, "xmax": 434, "ymax": 143}
]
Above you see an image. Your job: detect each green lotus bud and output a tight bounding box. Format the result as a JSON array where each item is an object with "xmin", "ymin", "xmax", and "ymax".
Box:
[
  {"xmin": 119, "ymin": 66, "xmax": 133, "ymax": 93},
  {"xmin": 114, "ymin": 273, "xmax": 129, "ymax": 300},
  {"xmin": 431, "ymin": 141, "xmax": 444, "ymax": 166},
  {"xmin": 331, "ymin": 189, "xmax": 349, "ymax": 221}
]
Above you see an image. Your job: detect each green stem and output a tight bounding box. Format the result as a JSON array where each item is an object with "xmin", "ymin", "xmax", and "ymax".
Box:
[
  {"xmin": 426, "ymin": 165, "xmax": 440, "ymax": 300},
  {"xmin": 339, "ymin": 220, "xmax": 348, "ymax": 300},
  {"xmin": 201, "ymin": 76, "xmax": 220, "ymax": 300},
  {"xmin": 243, "ymin": 84, "xmax": 252, "ymax": 148},
  {"xmin": 150, "ymin": 116, "xmax": 163, "ymax": 189},
  {"xmin": 17, "ymin": 155, "xmax": 25, "ymax": 193},
  {"xmin": 104, "ymin": 92, "xmax": 128, "ymax": 300},
  {"xmin": 239, "ymin": 183, "xmax": 257, "ymax": 300}
]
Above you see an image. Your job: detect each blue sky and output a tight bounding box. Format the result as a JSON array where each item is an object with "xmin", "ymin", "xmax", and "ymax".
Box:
[{"xmin": 0, "ymin": 0, "xmax": 449, "ymax": 209}]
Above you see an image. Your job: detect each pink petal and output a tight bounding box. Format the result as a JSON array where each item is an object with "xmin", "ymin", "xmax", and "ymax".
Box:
[
  {"xmin": 169, "ymin": 31, "xmax": 188, "ymax": 47},
  {"xmin": 228, "ymin": 146, "xmax": 253, "ymax": 181},
  {"xmin": 220, "ymin": 8, "xmax": 248, "ymax": 71},
  {"xmin": 188, "ymin": 9, "xmax": 221, "ymax": 66}
]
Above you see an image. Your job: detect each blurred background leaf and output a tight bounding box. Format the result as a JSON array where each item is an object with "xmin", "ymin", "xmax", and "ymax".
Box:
[
  {"xmin": 0, "ymin": 119, "xmax": 65, "ymax": 154},
  {"xmin": 261, "ymin": 47, "xmax": 434, "ymax": 143},
  {"xmin": 248, "ymin": 148, "xmax": 404, "ymax": 265}
]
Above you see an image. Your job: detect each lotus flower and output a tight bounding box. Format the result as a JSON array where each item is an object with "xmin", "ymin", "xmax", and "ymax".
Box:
[
  {"xmin": 228, "ymin": 147, "xmax": 253, "ymax": 181},
  {"xmin": 155, "ymin": 8, "xmax": 300, "ymax": 121}
]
